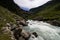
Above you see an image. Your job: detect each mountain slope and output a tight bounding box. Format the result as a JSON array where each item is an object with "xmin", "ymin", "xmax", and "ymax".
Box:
[
  {"xmin": 0, "ymin": 0, "xmax": 60, "ymax": 26},
  {"xmin": 0, "ymin": 6, "xmax": 24, "ymax": 40},
  {"xmin": 24, "ymin": 0, "xmax": 60, "ymax": 26}
]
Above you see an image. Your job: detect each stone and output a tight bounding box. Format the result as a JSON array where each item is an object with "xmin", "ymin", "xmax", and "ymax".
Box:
[
  {"xmin": 32, "ymin": 32, "xmax": 38, "ymax": 37},
  {"xmin": 1, "ymin": 27, "xmax": 10, "ymax": 34},
  {"xmin": 13, "ymin": 27, "xmax": 22, "ymax": 40},
  {"xmin": 19, "ymin": 37, "xmax": 25, "ymax": 40},
  {"xmin": 21, "ymin": 30, "xmax": 31, "ymax": 40}
]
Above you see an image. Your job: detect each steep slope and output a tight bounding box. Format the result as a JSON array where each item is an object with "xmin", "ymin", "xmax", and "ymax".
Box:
[
  {"xmin": 0, "ymin": 0, "xmax": 31, "ymax": 19},
  {"xmin": 30, "ymin": 0, "xmax": 60, "ymax": 12},
  {"xmin": 25, "ymin": 0, "xmax": 60, "ymax": 26},
  {"xmin": 0, "ymin": 0, "xmax": 60, "ymax": 26},
  {"xmin": 0, "ymin": 6, "xmax": 24, "ymax": 40},
  {"xmin": 29, "ymin": 2, "xmax": 60, "ymax": 20}
]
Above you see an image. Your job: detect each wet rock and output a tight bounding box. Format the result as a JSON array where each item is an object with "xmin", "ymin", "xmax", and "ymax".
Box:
[
  {"xmin": 29, "ymin": 34, "xmax": 37, "ymax": 40},
  {"xmin": 1, "ymin": 18, "xmax": 29, "ymax": 40},
  {"xmin": 16, "ymin": 19, "xmax": 28, "ymax": 26},
  {"xmin": 19, "ymin": 37, "xmax": 25, "ymax": 40},
  {"xmin": 21, "ymin": 30, "xmax": 31, "ymax": 40},
  {"xmin": 32, "ymin": 32, "xmax": 38, "ymax": 37},
  {"xmin": 13, "ymin": 27, "xmax": 22, "ymax": 40},
  {"xmin": 47, "ymin": 20, "xmax": 60, "ymax": 27}
]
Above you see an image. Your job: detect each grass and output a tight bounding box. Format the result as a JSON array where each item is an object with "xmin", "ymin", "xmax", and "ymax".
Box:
[
  {"xmin": 26, "ymin": 3, "xmax": 60, "ymax": 21},
  {"xmin": 0, "ymin": 6, "xmax": 23, "ymax": 40},
  {"xmin": 0, "ymin": 1, "xmax": 60, "ymax": 40}
]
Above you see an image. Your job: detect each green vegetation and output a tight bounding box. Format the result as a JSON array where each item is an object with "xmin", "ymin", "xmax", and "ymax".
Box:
[
  {"xmin": 0, "ymin": 0, "xmax": 60, "ymax": 40},
  {"xmin": 26, "ymin": 2, "xmax": 60, "ymax": 21},
  {"xmin": 0, "ymin": 6, "xmax": 23, "ymax": 40}
]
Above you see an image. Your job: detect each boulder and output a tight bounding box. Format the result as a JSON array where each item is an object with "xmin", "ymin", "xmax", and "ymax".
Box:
[
  {"xmin": 16, "ymin": 19, "xmax": 28, "ymax": 26},
  {"xmin": 19, "ymin": 29, "xmax": 31, "ymax": 40},
  {"xmin": 32, "ymin": 32, "xmax": 38, "ymax": 37}
]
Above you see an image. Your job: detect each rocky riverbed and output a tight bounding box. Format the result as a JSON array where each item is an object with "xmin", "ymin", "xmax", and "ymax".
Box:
[
  {"xmin": 1, "ymin": 16, "xmax": 38, "ymax": 40},
  {"xmin": 33, "ymin": 17, "xmax": 60, "ymax": 27}
]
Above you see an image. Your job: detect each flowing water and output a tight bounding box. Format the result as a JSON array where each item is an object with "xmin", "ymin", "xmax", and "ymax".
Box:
[{"xmin": 23, "ymin": 20, "xmax": 60, "ymax": 40}]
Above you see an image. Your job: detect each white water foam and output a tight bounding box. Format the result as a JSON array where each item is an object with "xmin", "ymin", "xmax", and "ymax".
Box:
[{"xmin": 23, "ymin": 20, "xmax": 60, "ymax": 40}]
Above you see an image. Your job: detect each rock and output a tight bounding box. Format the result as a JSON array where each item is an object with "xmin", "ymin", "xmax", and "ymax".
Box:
[
  {"xmin": 6, "ymin": 22, "xmax": 17, "ymax": 31},
  {"xmin": 12, "ymin": 26, "xmax": 31, "ymax": 40},
  {"xmin": 13, "ymin": 27, "xmax": 22, "ymax": 40},
  {"xmin": 1, "ymin": 27, "xmax": 10, "ymax": 34},
  {"xmin": 21, "ymin": 29, "xmax": 31, "ymax": 40},
  {"xmin": 32, "ymin": 32, "xmax": 38, "ymax": 37},
  {"xmin": 6, "ymin": 22, "xmax": 11, "ymax": 27},
  {"xmin": 16, "ymin": 19, "xmax": 28, "ymax": 26},
  {"xmin": 10, "ymin": 24, "xmax": 17, "ymax": 31},
  {"xmin": 29, "ymin": 34, "xmax": 38, "ymax": 40},
  {"xmin": 20, "ymin": 19, "xmax": 28, "ymax": 26},
  {"xmin": 19, "ymin": 37, "xmax": 25, "ymax": 40},
  {"xmin": 1, "ymin": 18, "xmax": 29, "ymax": 40},
  {"xmin": 47, "ymin": 20, "xmax": 60, "ymax": 27}
]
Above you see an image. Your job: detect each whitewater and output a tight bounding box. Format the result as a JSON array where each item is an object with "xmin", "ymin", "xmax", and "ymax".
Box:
[
  {"xmin": 23, "ymin": 20, "xmax": 60, "ymax": 40},
  {"xmin": 13, "ymin": 0, "xmax": 60, "ymax": 40}
]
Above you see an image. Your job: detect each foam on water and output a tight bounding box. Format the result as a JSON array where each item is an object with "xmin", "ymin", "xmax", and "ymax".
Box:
[{"xmin": 23, "ymin": 20, "xmax": 60, "ymax": 40}]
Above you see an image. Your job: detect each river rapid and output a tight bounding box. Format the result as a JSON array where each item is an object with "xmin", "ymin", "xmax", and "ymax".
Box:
[{"xmin": 23, "ymin": 20, "xmax": 60, "ymax": 40}]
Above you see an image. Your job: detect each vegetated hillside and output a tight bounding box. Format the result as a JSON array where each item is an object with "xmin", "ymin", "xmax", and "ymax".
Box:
[
  {"xmin": 0, "ymin": 0, "xmax": 60, "ymax": 20},
  {"xmin": 0, "ymin": 0, "xmax": 60, "ymax": 23},
  {"xmin": 30, "ymin": 0, "xmax": 60, "ymax": 12},
  {"xmin": 0, "ymin": 0, "xmax": 60, "ymax": 40},
  {"xmin": 27, "ymin": 1, "xmax": 60, "ymax": 20},
  {"xmin": 27, "ymin": 0, "xmax": 60, "ymax": 26},
  {"xmin": 0, "ymin": 0, "xmax": 31, "ymax": 19},
  {"xmin": 0, "ymin": 6, "xmax": 23, "ymax": 40}
]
